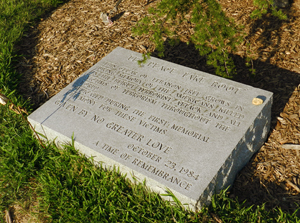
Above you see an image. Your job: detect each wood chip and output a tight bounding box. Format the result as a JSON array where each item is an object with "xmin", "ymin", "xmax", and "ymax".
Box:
[
  {"xmin": 281, "ymin": 144, "xmax": 300, "ymax": 150},
  {"xmin": 277, "ymin": 116, "xmax": 287, "ymax": 125}
]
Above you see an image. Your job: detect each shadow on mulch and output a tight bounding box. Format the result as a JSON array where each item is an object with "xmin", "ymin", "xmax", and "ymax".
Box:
[
  {"xmin": 151, "ymin": 40, "xmax": 300, "ymax": 213},
  {"xmin": 246, "ymin": 5, "xmax": 297, "ymax": 66},
  {"xmin": 14, "ymin": 0, "xmax": 72, "ymax": 110}
]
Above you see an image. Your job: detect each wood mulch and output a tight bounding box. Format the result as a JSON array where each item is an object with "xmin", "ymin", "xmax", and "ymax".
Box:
[{"xmin": 15, "ymin": 0, "xmax": 300, "ymax": 215}]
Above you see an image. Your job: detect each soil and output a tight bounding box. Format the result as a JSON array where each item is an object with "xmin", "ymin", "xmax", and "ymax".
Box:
[{"xmin": 13, "ymin": 0, "xmax": 300, "ymax": 219}]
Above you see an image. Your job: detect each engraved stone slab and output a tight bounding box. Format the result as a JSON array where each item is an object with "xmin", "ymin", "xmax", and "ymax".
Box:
[{"xmin": 28, "ymin": 47, "xmax": 273, "ymax": 210}]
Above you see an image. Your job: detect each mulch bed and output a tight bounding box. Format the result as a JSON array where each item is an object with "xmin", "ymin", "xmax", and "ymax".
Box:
[{"xmin": 16, "ymin": 0, "xmax": 300, "ymax": 213}]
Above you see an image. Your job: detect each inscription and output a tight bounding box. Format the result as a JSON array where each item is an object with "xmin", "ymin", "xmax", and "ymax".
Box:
[
  {"xmin": 155, "ymin": 86, "xmax": 169, "ymax": 94},
  {"xmin": 84, "ymin": 83, "xmax": 100, "ymax": 90},
  {"xmin": 89, "ymin": 92, "xmax": 104, "ymax": 100},
  {"xmin": 182, "ymin": 72, "xmax": 205, "ymax": 84},
  {"xmin": 230, "ymin": 120, "xmax": 241, "ymax": 127},
  {"xmin": 98, "ymin": 104, "xmax": 112, "ymax": 112},
  {"xmin": 113, "ymin": 78, "xmax": 137, "ymax": 89},
  {"xmin": 178, "ymin": 167, "xmax": 200, "ymax": 181},
  {"xmin": 122, "ymin": 89, "xmax": 158, "ymax": 105},
  {"xmin": 105, "ymin": 98, "xmax": 130, "ymax": 111},
  {"xmin": 180, "ymin": 88, "xmax": 201, "ymax": 97},
  {"xmin": 88, "ymin": 77, "xmax": 108, "ymax": 86},
  {"xmin": 55, "ymin": 101, "xmax": 80, "ymax": 113},
  {"xmin": 91, "ymin": 70, "xmax": 111, "ymax": 81},
  {"xmin": 116, "ymin": 71, "xmax": 142, "ymax": 84},
  {"xmin": 137, "ymin": 86, "xmax": 172, "ymax": 102},
  {"xmin": 127, "ymin": 144, "xmax": 162, "ymax": 162},
  {"xmin": 65, "ymin": 104, "xmax": 78, "ymax": 112},
  {"xmin": 115, "ymin": 110, "xmax": 136, "ymax": 122},
  {"xmin": 161, "ymin": 103, "xmax": 211, "ymax": 124},
  {"xmin": 147, "ymin": 62, "xmax": 175, "ymax": 73},
  {"xmin": 91, "ymin": 115, "xmax": 105, "ymax": 124},
  {"xmin": 118, "ymin": 66, "xmax": 138, "ymax": 76},
  {"xmin": 208, "ymin": 112, "xmax": 223, "ymax": 120},
  {"xmin": 55, "ymin": 61, "xmax": 247, "ymax": 138},
  {"xmin": 145, "ymin": 139, "xmax": 173, "ymax": 154},
  {"xmin": 97, "ymin": 65, "xmax": 115, "ymax": 75},
  {"xmin": 177, "ymin": 101, "xmax": 202, "ymax": 113},
  {"xmin": 148, "ymin": 115, "xmax": 170, "ymax": 127},
  {"xmin": 218, "ymin": 107, "xmax": 244, "ymax": 119},
  {"xmin": 77, "ymin": 109, "xmax": 88, "ymax": 117},
  {"xmin": 106, "ymin": 122, "xmax": 145, "ymax": 142},
  {"xmin": 77, "ymin": 95, "xmax": 95, "ymax": 106},
  {"xmin": 170, "ymin": 124, "xmax": 209, "ymax": 143},
  {"xmin": 78, "ymin": 89, "xmax": 90, "ymax": 95},
  {"xmin": 139, "ymin": 120, "xmax": 167, "ymax": 135},
  {"xmin": 211, "ymin": 81, "xmax": 241, "ymax": 94},
  {"xmin": 164, "ymin": 160, "xmax": 201, "ymax": 181},
  {"xmin": 131, "ymin": 158, "xmax": 192, "ymax": 190},
  {"xmin": 101, "ymin": 143, "xmax": 119, "ymax": 155},
  {"xmin": 204, "ymin": 95, "xmax": 231, "ymax": 107},
  {"xmin": 119, "ymin": 152, "xmax": 132, "ymax": 161},
  {"xmin": 75, "ymin": 61, "xmax": 247, "ymax": 139},
  {"xmin": 128, "ymin": 56, "xmax": 176, "ymax": 74},
  {"xmin": 132, "ymin": 109, "xmax": 145, "ymax": 117},
  {"xmin": 234, "ymin": 105, "xmax": 245, "ymax": 111},
  {"xmin": 176, "ymin": 93, "xmax": 198, "ymax": 103},
  {"xmin": 215, "ymin": 123, "xmax": 230, "ymax": 131},
  {"xmin": 102, "ymin": 61, "xmax": 117, "ymax": 69},
  {"xmin": 165, "ymin": 160, "xmax": 176, "ymax": 169},
  {"xmin": 195, "ymin": 100, "xmax": 215, "ymax": 109},
  {"xmin": 151, "ymin": 77, "xmax": 182, "ymax": 90}
]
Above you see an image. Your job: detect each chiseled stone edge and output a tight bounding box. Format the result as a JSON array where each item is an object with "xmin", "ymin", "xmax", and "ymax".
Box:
[
  {"xmin": 196, "ymin": 95, "xmax": 273, "ymax": 208},
  {"xmin": 28, "ymin": 117, "xmax": 199, "ymax": 211}
]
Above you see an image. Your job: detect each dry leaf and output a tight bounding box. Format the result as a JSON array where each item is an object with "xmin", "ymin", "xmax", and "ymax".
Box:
[{"xmin": 0, "ymin": 93, "xmax": 8, "ymax": 105}]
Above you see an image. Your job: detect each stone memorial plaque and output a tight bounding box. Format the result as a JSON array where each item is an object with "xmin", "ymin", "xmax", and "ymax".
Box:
[{"xmin": 28, "ymin": 47, "xmax": 273, "ymax": 210}]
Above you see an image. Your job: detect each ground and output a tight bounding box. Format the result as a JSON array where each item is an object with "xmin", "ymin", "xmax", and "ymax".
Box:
[{"xmin": 15, "ymin": 0, "xmax": 300, "ymax": 218}]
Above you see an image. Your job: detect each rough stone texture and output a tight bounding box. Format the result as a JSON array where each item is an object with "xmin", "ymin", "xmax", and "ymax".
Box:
[{"xmin": 28, "ymin": 47, "xmax": 273, "ymax": 210}]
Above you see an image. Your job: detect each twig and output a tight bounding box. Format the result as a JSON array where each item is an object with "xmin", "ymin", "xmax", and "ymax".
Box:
[
  {"xmin": 210, "ymin": 212, "xmax": 222, "ymax": 223},
  {"xmin": 286, "ymin": 179, "xmax": 300, "ymax": 193},
  {"xmin": 221, "ymin": 48, "xmax": 230, "ymax": 77},
  {"xmin": 5, "ymin": 209, "xmax": 12, "ymax": 223}
]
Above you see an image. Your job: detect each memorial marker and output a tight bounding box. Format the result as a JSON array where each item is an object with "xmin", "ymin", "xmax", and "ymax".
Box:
[{"xmin": 28, "ymin": 47, "xmax": 273, "ymax": 210}]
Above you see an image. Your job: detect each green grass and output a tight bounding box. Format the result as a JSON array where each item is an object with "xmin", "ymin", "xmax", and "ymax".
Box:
[{"xmin": 0, "ymin": 0, "xmax": 300, "ymax": 222}]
